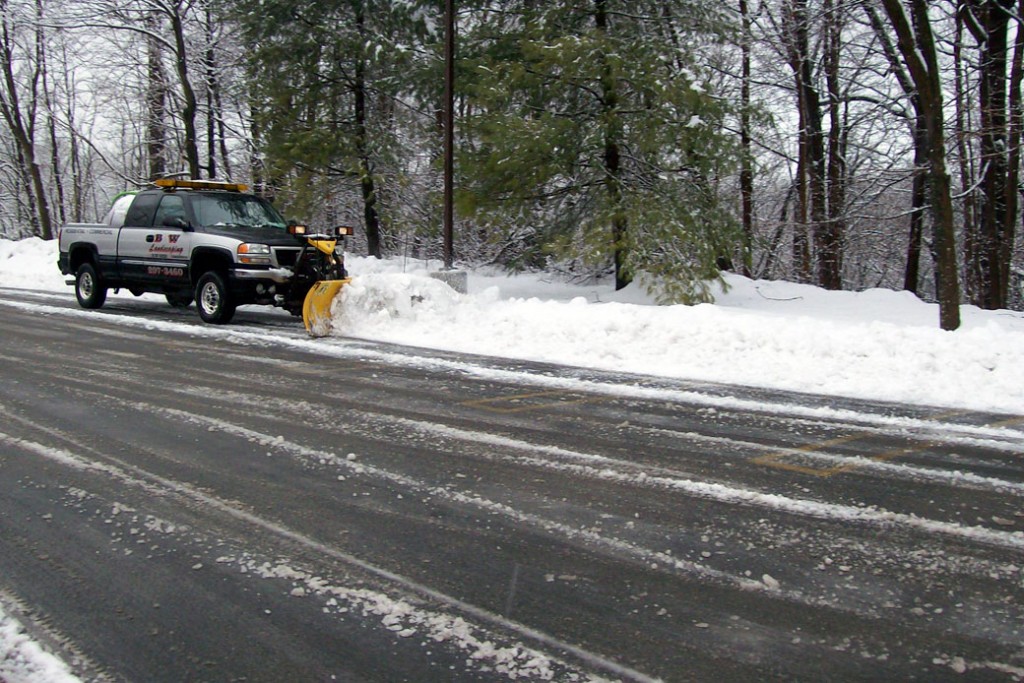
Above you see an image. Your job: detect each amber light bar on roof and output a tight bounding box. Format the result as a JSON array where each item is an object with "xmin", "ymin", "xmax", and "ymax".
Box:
[{"xmin": 154, "ymin": 178, "xmax": 248, "ymax": 192}]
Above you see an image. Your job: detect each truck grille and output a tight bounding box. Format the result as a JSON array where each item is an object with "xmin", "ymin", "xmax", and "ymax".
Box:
[{"xmin": 272, "ymin": 247, "xmax": 300, "ymax": 268}]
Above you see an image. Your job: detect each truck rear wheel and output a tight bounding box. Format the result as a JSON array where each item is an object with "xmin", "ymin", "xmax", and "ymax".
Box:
[
  {"xmin": 195, "ymin": 271, "xmax": 235, "ymax": 324},
  {"xmin": 75, "ymin": 263, "xmax": 107, "ymax": 309}
]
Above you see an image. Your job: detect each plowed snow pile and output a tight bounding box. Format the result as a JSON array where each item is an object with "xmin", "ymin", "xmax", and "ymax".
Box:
[
  {"xmin": 3, "ymin": 238, "xmax": 1023, "ymax": 414},
  {"xmin": 330, "ymin": 256, "xmax": 1024, "ymax": 414}
]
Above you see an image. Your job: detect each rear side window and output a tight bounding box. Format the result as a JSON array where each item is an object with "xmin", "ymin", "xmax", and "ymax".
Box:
[
  {"xmin": 102, "ymin": 193, "xmax": 136, "ymax": 229},
  {"xmin": 123, "ymin": 193, "xmax": 161, "ymax": 228}
]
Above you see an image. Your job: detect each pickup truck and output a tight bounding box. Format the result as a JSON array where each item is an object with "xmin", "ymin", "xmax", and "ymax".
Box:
[{"xmin": 57, "ymin": 179, "xmax": 344, "ymax": 325}]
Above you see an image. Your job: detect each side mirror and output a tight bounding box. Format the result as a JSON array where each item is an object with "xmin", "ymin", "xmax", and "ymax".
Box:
[{"xmin": 163, "ymin": 216, "xmax": 191, "ymax": 231}]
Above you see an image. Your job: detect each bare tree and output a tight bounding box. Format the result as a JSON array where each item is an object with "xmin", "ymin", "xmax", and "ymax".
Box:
[
  {"xmin": 959, "ymin": 0, "xmax": 1020, "ymax": 310},
  {"xmin": 879, "ymin": 0, "xmax": 961, "ymax": 330},
  {"xmin": 57, "ymin": 39, "xmax": 86, "ymax": 221},
  {"xmin": 774, "ymin": 0, "xmax": 848, "ymax": 289},
  {"xmin": 145, "ymin": 10, "xmax": 167, "ymax": 180},
  {"xmin": 739, "ymin": 0, "xmax": 755, "ymax": 276},
  {"xmin": 0, "ymin": 0, "xmax": 52, "ymax": 239},
  {"xmin": 60, "ymin": 0, "xmax": 205, "ymax": 179},
  {"xmin": 863, "ymin": 3, "xmax": 930, "ymax": 294}
]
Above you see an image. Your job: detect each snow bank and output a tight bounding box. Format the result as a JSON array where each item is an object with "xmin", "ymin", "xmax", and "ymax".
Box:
[
  {"xmin": 0, "ymin": 602, "xmax": 80, "ymax": 683},
  {"xmin": 335, "ymin": 256, "xmax": 1024, "ymax": 414},
  {"xmin": 0, "ymin": 237, "xmax": 65, "ymax": 290},
  {"xmin": 3, "ymin": 239, "xmax": 1023, "ymax": 414}
]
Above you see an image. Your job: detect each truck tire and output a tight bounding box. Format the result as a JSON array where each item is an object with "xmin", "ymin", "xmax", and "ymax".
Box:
[
  {"xmin": 75, "ymin": 263, "xmax": 107, "ymax": 309},
  {"xmin": 195, "ymin": 271, "xmax": 236, "ymax": 324}
]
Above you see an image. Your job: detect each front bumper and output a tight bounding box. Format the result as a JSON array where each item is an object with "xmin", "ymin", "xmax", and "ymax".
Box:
[{"xmin": 232, "ymin": 267, "xmax": 293, "ymax": 284}]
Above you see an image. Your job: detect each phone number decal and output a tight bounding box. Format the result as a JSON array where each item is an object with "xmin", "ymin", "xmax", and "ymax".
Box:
[{"xmin": 147, "ymin": 266, "xmax": 185, "ymax": 278}]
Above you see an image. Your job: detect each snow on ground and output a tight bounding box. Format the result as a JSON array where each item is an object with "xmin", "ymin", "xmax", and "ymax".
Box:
[
  {"xmin": 333, "ymin": 256, "xmax": 1024, "ymax": 415},
  {"xmin": 4, "ymin": 236, "xmax": 1024, "ymax": 415},
  {"xmin": 0, "ymin": 600, "xmax": 80, "ymax": 683}
]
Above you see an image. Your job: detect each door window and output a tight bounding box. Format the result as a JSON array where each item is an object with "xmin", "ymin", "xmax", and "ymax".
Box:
[{"xmin": 154, "ymin": 195, "xmax": 186, "ymax": 228}]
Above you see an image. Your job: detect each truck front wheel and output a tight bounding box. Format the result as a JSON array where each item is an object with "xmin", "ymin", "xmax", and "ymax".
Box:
[
  {"xmin": 75, "ymin": 263, "xmax": 107, "ymax": 309},
  {"xmin": 195, "ymin": 271, "xmax": 236, "ymax": 324}
]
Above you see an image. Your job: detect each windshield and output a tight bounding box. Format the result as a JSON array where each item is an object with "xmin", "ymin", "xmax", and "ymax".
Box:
[{"xmin": 191, "ymin": 192, "xmax": 287, "ymax": 230}]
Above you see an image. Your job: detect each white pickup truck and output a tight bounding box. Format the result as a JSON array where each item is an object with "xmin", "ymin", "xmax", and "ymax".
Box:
[{"xmin": 57, "ymin": 179, "xmax": 347, "ymax": 325}]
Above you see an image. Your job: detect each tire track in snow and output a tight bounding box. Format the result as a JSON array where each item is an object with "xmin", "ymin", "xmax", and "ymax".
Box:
[
  {"xmin": 218, "ymin": 394, "xmax": 1023, "ymax": 553},
  {"xmin": 113, "ymin": 401, "xmax": 1024, "ymax": 661},
  {"xmin": 156, "ymin": 375, "xmax": 1024, "ymax": 507},
  {"xmin": 141, "ymin": 404, "xmax": 770, "ymax": 593},
  {"xmin": 124, "ymin": 399, "xmax": 1024, "ymax": 614},
  {"xmin": 94, "ymin": 341, "xmax": 1024, "ymax": 504},
  {"xmin": 8, "ymin": 297, "xmax": 1023, "ymax": 436},
  {"xmin": 104, "ymin": 382, "xmax": 1024, "ymax": 567},
  {"xmin": 0, "ymin": 426, "xmax": 652, "ymax": 683},
  {"xmin": 372, "ymin": 414, "xmax": 1024, "ymax": 550},
  {"xmin": 21, "ymin": 364, "xmax": 1024, "ymax": 583},
  {"xmin": 8, "ymin": 348, "xmax": 1024, "ymax": 679}
]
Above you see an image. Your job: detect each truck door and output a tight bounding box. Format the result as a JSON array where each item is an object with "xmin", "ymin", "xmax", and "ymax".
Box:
[
  {"xmin": 145, "ymin": 194, "xmax": 192, "ymax": 287},
  {"xmin": 117, "ymin": 193, "xmax": 160, "ymax": 283},
  {"xmin": 118, "ymin": 194, "xmax": 192, "ymax": 288}
]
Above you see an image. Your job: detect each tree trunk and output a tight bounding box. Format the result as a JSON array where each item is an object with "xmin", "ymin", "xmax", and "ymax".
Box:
[
  {"xmin": 739, "ymin": 0, "xmax": 754, "ymax": 276},
  {"xmin": 213, "ymin": 78, "xmax": 232, "ymax": 180},
  {"xmin": 146, "ymin": 13, "xmax": 167, "ymax": 180},
  {"xmin": 596, "ymin": 0, "xmax": 630, "ymax": 290},
  {"xmin": 1005, "ymin": 0, "xmax": 1024, "ymax": 304},
  {"xmin": 169, "ymin": 2, "xmax": 200, "ymax": 179},
  {"xmin": 953, "ymin": 10, "xmax": 980, "ymax": 302},
  {"xmin": 793, "ymin": 117, "xmax": 812, "ymax": 283},
  {"xmin": 904, "ymin": 125, "xmax": 927, "ymax": 294},
  {"xmin": 0, "ymin": 8, "xmax": 52, "ymax": 239},
  {"xmin": 784, "ymin": 0, "xmax": 825, "ymax": 285},
  {"xmin": 38, "ymin": 0, "xmax": 66, "ymax": 227},
  {"xmin": 60, "ymin": 42, "xmax": 84, "ymax": 222},
  {"xmin": 355, "ymin": 7, "xmax": 382, "ymax": 258},
  {"xmin": 13, "ymin": 143, "xmax": 39, "ymax": 236},
  {"xmin": 206, "ymin": 48, "xmax": 215, "ymax": 179},
  {"xmin": 820, "ymin": 0, "xmax": 845, "ymax": 290},
  {"xmin": 963, "ymin": 0, "xmax": 1015, "ymax": 309},
  {"xmin": 881, "ymin": 0, "xmax": 961, "ymax": 330},
  {"xmin": 249, "ymin": 100, "xmax": 264, "ymax": 191},
  {"xmin": 864, "ymin": 4, "xmax": 927, "ymax": 295}
]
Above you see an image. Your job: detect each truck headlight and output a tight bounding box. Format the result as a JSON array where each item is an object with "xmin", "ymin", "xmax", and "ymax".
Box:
[{"xmin": 238, "ymin": 243, "xmax": 271, "ymax": 265}]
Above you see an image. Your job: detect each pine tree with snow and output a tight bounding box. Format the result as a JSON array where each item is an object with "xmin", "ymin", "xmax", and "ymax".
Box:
[
  {"xmin": 461, "ymin": 0, "xmax": 740, "ymax": 302},
  {"xmin": 232, "ymin": 0, "xmax": 434, "ymax": 257}
]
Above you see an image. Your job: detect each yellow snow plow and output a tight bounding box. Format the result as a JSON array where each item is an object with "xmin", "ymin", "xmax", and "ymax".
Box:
[
  {"xmin": 302, "ymin": 278, "xmax": 350, "ymax": 337},
  {"xmin": 284, "ymin": 224, "xmax": 354, "ymax": 337}
]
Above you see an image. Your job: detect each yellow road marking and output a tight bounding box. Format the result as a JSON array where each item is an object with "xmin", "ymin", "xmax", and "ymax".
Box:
[
  {"xmin": 751, "ymin": 410, "xmax": 1022, "ymax": 477},
  {"xmin": 988, "ymin": 416, "xmax": 1024, "ymax": 429},
  {"xmin": 461, "ymin": 390, "xmax": 601, "ymax": 414}
]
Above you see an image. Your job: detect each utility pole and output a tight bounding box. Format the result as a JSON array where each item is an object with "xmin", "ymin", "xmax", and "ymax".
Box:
[
  {"xmin": 431, "ymin": 0, "xmax": 468, "ymax": 292},
  {"xmin": 443, "ymin": 0, "xmax": 455, "ymax": 270}
]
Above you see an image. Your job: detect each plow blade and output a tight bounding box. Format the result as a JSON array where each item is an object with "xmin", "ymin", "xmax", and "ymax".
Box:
[{"xmin": 302, "ymin": 278, "xmax": 351, "ymax": 337}]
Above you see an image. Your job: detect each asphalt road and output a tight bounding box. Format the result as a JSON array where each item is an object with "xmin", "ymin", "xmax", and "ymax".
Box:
[{"xmin": 1, "ymin": 288, "xmax": 1023, "ymax": 682}]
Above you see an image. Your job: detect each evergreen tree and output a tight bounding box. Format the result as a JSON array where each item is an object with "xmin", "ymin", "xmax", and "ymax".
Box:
[
  {"xmin": 232, "ymin": 0, "xmax": 431, "ymax": 256},
  {"xmin": 462, "ymin": 0, "xmax": 740, "ymax": 302}
]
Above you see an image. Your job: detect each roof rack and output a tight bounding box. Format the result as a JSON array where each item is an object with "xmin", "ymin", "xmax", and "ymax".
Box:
[{"xmin": 154, "ymin": 178, "xmax": 248, "ymax": 192}]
